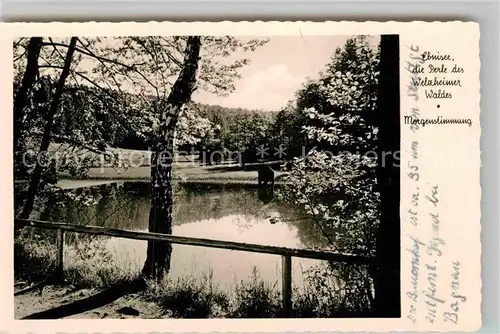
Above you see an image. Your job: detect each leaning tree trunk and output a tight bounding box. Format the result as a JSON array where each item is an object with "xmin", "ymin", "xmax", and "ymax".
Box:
[
  {"xmin": 374, "ymin": 34, "xmax": 401, "ymax": 317},
  {"xmin": 14, "ymin": 37, "xmax": 43, "ymax": 155},
  {"xmin": 18, "ymin": 37, "xmax": 78, "ymax": 222},
  {"xmin": 142, "ymin": 36, "xmax": 202, "ymax": 281},
  {"xmin": 14, "ymin": 37, "xmax": 44, "ymax": 215}
]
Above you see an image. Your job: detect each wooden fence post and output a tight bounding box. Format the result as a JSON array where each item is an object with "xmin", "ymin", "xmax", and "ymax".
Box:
[
  {"xmin": 55, "ymin": 228, "xmax": 64, "ymax": 282},
  {"xmin": 281, "ymin": 255, "xmax": 292, "ymax": 317}
]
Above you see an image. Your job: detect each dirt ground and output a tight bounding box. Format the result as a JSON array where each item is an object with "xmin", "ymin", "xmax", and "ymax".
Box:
[{"xmin": 15, "ymin": 284, "xmax": 166, "ymax": 319}]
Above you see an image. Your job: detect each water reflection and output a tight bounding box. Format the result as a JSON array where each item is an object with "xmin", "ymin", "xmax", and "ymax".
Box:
[{"xmin": 42, "ymin": 181, "xmax": 331, "ymax": 288}]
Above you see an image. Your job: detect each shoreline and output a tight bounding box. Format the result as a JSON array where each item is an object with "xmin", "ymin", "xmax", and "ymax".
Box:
[
  {"xmin": 55, "ymin": 165, "xmax": 289, "ymax": 189},
  {"xmin": 57, "ymin": 177, "xmax": 289, "ymax": 188}
]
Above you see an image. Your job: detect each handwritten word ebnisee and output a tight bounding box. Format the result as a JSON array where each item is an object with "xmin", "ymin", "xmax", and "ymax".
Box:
[{"xmin": 410, "ymin": 50, "xmax": 465, "ymax": 99}]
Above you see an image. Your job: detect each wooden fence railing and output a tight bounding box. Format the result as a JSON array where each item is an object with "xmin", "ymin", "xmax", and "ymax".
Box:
[{"xmin": 15, "ymin": 218, "xmax": 375, "ymax": 317}]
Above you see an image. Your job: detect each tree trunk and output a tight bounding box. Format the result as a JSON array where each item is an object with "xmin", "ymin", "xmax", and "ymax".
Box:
[
  {"xmin": 374, "ymin": 34, "xmax": 401, "ymax": 317},
  {"xmin": 14, "ymin": 37, "xmax": 43, "ymax": 154},
  {"xmin": 141, "ymin": 128, "xmax": 175, "ymax": 279},
  {"xmin": 142, "ymin": 36, "xmax": 201, "ymax": 281},
  {"xmin": 14, "ymin": 37, "xmax": 44, "ymax": 205},
  {"xmin": 18, "ymin": 37, "xmax": 78, "ymax": 221}
]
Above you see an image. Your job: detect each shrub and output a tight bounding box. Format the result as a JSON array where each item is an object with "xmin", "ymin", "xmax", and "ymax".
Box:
[
  {"xmin": 144, "ymin": 271, "xmax": 230, "ymax": 318},
  {"xmin": 228, "ymin": 267, "xmax": 282, "ymax": 318}
]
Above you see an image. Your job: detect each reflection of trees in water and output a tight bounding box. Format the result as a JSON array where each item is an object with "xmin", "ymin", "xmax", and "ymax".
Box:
[
  {"xmin": 269, "ymin": 204, "xmax": 336, "ymax": 251},
  {"xmin": 41, "ymin": 183, "xmax": 263, "ymax": 227},
  {"xmin": 39, "ymin": 182, "xmax": 333, "ymax": 250},
  {"xmin": 173, "ymin": 183, "xmax": 275, "ymax": 226}
]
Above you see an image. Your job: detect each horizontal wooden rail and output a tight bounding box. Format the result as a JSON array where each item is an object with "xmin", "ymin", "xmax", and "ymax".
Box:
[
  {"xmin": 15, "ymin": 218, "xmax": 374, "ymax": 265},
  {"xmin": 15, "ymin": 218, "xmax": 375, "ymax": 317}
]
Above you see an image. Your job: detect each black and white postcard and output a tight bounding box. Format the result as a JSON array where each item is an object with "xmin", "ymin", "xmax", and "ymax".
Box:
[{"xmin": 0, "ymin": 21, "xmax": 481, "ymax": 332}]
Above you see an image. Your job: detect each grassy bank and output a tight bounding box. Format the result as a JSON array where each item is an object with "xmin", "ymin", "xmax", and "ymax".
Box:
[
  {"xmin": 14, "ymin": 232, "xmax": 372, "ymax": 318},
  {"xmin": 49, "ymin": 142, "xmax": 289, "ymax": 185},
  {"xmin": 60, "ymin": 165, "xmax": 288, "ymax": 182}
]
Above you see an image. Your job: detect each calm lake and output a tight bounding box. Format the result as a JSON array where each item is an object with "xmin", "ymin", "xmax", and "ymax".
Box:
[{"xmin": 39, "ymin": 181, "xmax": 331, "ymax": 290}]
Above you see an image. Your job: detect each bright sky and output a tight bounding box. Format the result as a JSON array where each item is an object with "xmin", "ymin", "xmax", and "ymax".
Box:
[{"xmin": 193, "ymin": 35, "xmax": 380, "ymax": 111}]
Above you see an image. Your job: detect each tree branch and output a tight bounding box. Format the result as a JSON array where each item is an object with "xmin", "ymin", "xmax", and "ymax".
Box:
[{"xmin": 43, "ymin": 39, "xmax": 161, "ymax": 97}]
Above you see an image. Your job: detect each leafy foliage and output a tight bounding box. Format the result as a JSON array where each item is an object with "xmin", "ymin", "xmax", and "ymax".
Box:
[
  {"xmin": 280, "ymin": 35, "xmax": 380, "ymax": 254},
  {"xmin": 278, "ymin": 36, "xmax": 381, "ymax": 312},
  {"xmin": 301, "ymin": 36, "xmax": 380, "ymax": 153}
]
